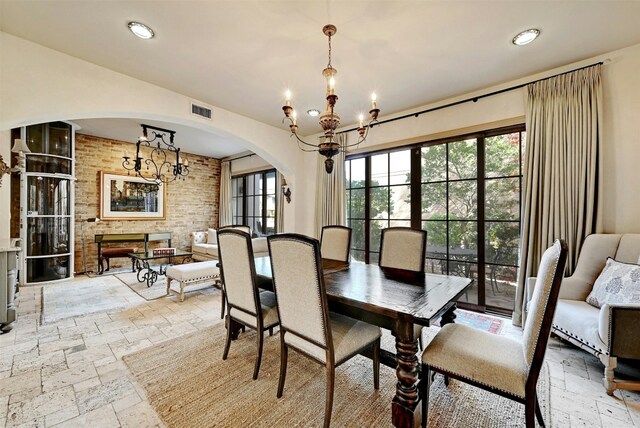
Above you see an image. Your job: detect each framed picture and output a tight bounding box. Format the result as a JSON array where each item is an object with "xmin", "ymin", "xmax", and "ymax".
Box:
[{"xmin": 100, "ymin": 172, "xmax": 166, "ymax": 220}]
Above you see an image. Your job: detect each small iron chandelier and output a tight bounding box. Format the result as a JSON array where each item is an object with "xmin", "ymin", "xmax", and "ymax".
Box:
[
  {"xmin": 122, "ymin": 124, "xmax": 189, "ymax": 185},
  {"xmin": 282, "ymin": 24, "xmax": 380, "ymax": 173}
]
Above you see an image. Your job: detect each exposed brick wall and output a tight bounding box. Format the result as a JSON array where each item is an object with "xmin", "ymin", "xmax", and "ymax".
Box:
[{"xmin": 74, "ymin": 133, "xmax": 220, "ymax": 273}]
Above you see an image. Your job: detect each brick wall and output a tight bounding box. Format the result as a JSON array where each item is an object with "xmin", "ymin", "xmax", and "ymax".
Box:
[{"xmin": 74, "ymin": 133, "xmax": 220, "ymax": 273}]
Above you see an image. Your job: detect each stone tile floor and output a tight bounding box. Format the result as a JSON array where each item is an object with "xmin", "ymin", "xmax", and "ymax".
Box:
[{"xmin": 0, "ymin": 274, "xmax": 639, "ymax": 427}]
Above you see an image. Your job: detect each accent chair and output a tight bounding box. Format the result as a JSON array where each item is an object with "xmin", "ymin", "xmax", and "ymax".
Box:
[
  {"xmin": 218, "ymin": 229, "xmax": 279, "ymax": 380},
  {"xmin": 267, "ymin": 233, "xmax": 381, "ymax": 428},
  {"xmin": 320, "ymin": 225, "xmax": 352, "ymax": 263},
  {"xmin": 420, "ymin": 239, "xmax": 568, "ymax": 428}
]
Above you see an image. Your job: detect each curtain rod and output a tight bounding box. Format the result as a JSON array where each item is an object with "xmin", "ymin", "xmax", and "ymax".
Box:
[
  {"xmin": 338, "ymin": 61, "xmax": 604, "ymax": 135},
  {"xmin": 221, "ymin": 153, "xmax": 257, "ymax": 163}
]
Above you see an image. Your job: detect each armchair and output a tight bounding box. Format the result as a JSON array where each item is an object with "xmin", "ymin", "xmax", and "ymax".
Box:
[{"xmin": 527, "ymin": 234, "xmax": 640, "ymax": 395}]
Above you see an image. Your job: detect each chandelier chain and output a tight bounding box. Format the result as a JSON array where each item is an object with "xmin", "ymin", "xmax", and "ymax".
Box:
[{"xmin": 327, "ymin": 33, "xmax": 332, "ymax": 69}]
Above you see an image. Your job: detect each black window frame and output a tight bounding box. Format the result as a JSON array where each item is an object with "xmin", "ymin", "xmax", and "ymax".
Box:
[
  {"xmin": 230, "ymin": 169, "xmax": 278, "ymax": 236},
  {"xmin": 345, "ymin": 124, "xmax": 525, "ymax": 315}
]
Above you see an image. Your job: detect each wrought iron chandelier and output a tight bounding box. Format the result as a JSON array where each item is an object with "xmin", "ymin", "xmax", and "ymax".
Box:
[
  {"xmin": 282, "ymin": 24, "xmax": 380, "ymax": 173},
  {"xmin": 122, "ymin": 124, "xmax": 189, "ymax": 185}
]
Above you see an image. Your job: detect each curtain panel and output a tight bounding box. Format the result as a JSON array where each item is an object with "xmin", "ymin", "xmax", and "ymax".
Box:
[
  {"xmin": 314, "ymin": 133, "xmax": 347, "ymax": 237},
  {"xmin": 513, "ymin": 64, "xmax": 603, "ymax": 326},
  {"xmin": 276, "ymin": 171, "xmax": 285, "ymax": 232},
  {"xmin": 219, "ymin": 161, "xmax": 233, "ymax": 227}
]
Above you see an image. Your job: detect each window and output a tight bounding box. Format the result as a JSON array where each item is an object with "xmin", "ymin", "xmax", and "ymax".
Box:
[
  {"xmin": 345, "ymin": 125, "xmax": 525, "ymax": 314},
  {"xmin": 231, "ymin": 169, "xmax": 277, "ymax": 236}
]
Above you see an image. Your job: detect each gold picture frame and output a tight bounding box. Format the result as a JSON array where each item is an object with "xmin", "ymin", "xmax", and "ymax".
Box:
[{"xmin": 100, "ymin": 172, "xmax": 166, "ymax": 220}]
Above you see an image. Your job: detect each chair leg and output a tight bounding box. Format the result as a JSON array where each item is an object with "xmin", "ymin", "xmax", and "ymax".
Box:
[
  {"xmin": 420, "ymin": 364, "xmax": 431, "ymax": 428},
  {"xmin": 604, "ymin": 356, "xmax": 617, "ymax": 396},
  {"xmin": 277, "ymin": 337, "xmax": 288, "ymax": 398},
  {"xmin": 220, "ymin": 288, "xmax": 226, "ymax": 320},
  {"xmin": 525, "ymin": 394, "xmax": 535, "ymax": 428},
  {"xmin": 222, "ymin": 315, "xmax": 232, "ymax": 360},
  {"xmin": 324, "ymin": 363, "xmax": 335, "ymax": 428},
  {"xmin": 269, "ymin": 327, "xmax": 274, "ymax": 336},
  {"xmin": 372, "ymin": 338, "xmax": 380, "ymax": 390},
  {"xmin": 535, "ymin": 393, "xmax": 545, "ymax": 427},
  {"xmin": 253, "ymin": 330, "xmax": 263, "ymax": 380}
]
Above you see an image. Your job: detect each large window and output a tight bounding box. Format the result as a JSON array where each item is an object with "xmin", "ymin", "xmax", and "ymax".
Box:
[
  {"xmin": 231, "ymin": 170, "xmax": 277, "ymax": 236},
  {"xmin": 345, "ymin": 125, "xmax": 524, "ymax": 314}
]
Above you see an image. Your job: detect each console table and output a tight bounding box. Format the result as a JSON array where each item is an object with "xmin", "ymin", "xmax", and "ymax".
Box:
[{"xmin": 95, "ymin": 232, "xmax": 172, "ymax": 274}]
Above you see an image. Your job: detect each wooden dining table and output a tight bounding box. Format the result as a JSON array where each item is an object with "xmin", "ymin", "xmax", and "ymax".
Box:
[{"xmin": 251, "ymin": 256, "xmax": 473, "ymax": 428}]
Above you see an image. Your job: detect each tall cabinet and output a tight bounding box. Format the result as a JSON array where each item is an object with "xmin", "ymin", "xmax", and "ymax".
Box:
[{"xmin": 18, "ymin": 122, "xmax": 75, "ymax": 284}]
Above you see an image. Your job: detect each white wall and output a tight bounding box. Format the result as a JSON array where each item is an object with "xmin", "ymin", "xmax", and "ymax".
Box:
[
  {"xmin": 2, "ymin": 29, "xmax": 639, "ymax": 239},
  {"xmin": 0, "ymin": 32, "xmax": 303, "ymax": 237},
  {"xmin": 0, "ymin": 131, "xmax": 10, "ymax": 240},
  {"xmin": 601, "ymin": 44, "xmax": 640, "ymax": 232},
  {"xmin": 297, "ymin": 43, "xmax": 640, "ymax": 236}
]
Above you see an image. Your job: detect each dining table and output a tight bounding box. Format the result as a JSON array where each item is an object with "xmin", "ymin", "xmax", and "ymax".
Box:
[{"xmin": 249, "ymin": 256, "xmax": 473, "ymax": 428}]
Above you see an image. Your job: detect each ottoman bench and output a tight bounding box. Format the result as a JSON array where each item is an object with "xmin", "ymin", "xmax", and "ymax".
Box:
[
  {"xmin": 165, "ymin": 261, "xmax": 221, "ymax": 303},
  {"xmin": 99, "ymin": 247, "xmax": 136, "ymax": 274}
]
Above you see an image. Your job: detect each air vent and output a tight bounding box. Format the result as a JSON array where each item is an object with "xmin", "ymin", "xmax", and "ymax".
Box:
[{"xmin": 191, "ymin": 102, "xmax": 212, "ymax": 120}]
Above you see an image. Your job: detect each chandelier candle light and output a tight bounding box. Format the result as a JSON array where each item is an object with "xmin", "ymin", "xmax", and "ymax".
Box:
[
  {"xmin": 122, "ymin": 124, "xmax": 189, "ymax": 185},
  {"xmin": 282, "ymin": 24, "xmax": 380, "ymax": 173}
]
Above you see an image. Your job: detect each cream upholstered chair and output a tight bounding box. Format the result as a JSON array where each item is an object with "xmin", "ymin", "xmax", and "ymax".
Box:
[
  {"xmin": 420, "ymin": 239, "xmax": 568, "ymax": 428},
  {"xmin": 218, "ymin": 229, "xmax": 279, "ymax": 380},
  {"xmin": 380, "ymin": 227, "xmax": 427, "ymax": 345},
  {"xmin": 379, "ymin": 227, "xmax": 427, "ymax": 273},
  {"xmin": 320, "ymin": 225, "xmax": 352, "ymax": 263},
  {"xmin": 267, "ymin": 233, "xmax": 381, "ymax": 428},
  {"xmin": 219, "ymin": 224, "xmax": 251, "ymax": 235}
]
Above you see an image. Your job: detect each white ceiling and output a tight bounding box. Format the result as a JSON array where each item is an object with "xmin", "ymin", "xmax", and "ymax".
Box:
[{"xmin": 3, "ymin": 1, "xmax": 640, "ymax": 158}]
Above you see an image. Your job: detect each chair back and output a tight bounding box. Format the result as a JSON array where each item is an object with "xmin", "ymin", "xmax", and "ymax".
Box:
[
  {"xmin": 379, "ymin": 227, "xmax": 427, "ymax": 272},
  {"xmin": 268, "ymin": 233, "xmax": 330, "ymax": 349},
  {"xmin": 320, "ymin": 225, "xmax": 352, "ymax": 263},
  {"xmin": 219, "ymin": 224, "xmax": 251, "ymax": 236},
  {"xmin": 522, "ymin": 239, "xmax": 567, "ymax": 381},
  {"xmin": 217, "ymin": 229, "xmax": 259, "ymax": 317}
]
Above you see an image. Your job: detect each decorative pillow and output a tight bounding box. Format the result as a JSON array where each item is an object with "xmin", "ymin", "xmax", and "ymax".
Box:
[
  {"xmin": 207, "ymin": 228, "xmax": 218, "ymax": 244},
  {"xmin": 586, "ymin": 258, "xmax": 640, "ymax": 308}
]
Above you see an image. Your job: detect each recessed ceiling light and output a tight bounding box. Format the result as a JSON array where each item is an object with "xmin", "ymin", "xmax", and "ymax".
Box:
[
  {"xmin": 307, "ymin": 109, "xmax": 321, "ymax": 117},
  {"xmin": 512, "ymin": 29, "xmax": 540, "ymax": 46},
  {"xmin": 128, "ymin": 21, "xmax": 155, "ymax": 39}
]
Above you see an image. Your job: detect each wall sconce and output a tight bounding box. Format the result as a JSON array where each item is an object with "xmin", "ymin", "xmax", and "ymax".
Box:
[
  {"xmin": 0, "ymin": 139, "xmax": 31, "ymax": 188},
  {"xmin": 281, "ymin": 178, "xmax": 292, "ymax": 204}
]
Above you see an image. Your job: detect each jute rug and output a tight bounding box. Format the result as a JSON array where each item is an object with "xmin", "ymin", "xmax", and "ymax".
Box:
[
  {"xmin": 123, "ymin": 324, "xmax": 551, "ymax": 427},
  {"xmin": 115, "ymin": 271, "xmax": 218, "ymax": 301}
]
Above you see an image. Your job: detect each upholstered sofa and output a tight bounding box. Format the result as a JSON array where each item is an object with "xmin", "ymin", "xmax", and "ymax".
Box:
[
  {"xmin": 191, "ymin": 228, "xmax": 268, "ymax": 261},
  {"xmin": 527, "ymin": 234, "xmax": 640, "ymax": 395}
]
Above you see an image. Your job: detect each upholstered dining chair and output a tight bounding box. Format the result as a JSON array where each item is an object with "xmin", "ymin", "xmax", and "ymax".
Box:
[
  {"xmin": 267, "ymin": 233, "xmax": 381, "ymax": 428},
  {"xmin": 219, "ymin": 224, "xmax": 251, "ymax": 235},
  {"xmin": 320, "ymin": 225, "xmax": 352, "ymax": 263},
  {"xmin": 379, "ymin": 227, "xmax": 428, "ymax": 346},
  {"xmin": 419, "ymin": 239, "xmax": 568, "ymax": 428},
  {"xmin": 379, "ymin": 227, "xmax": 427, "ymax": 273},
  {"xmin": 218, "ymin": 229, "xmax": 279, "ymax": 380}
]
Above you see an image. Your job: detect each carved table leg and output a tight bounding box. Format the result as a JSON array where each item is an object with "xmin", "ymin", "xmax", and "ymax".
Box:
[{"xmin": 392, "ymin": 319, "xmax": 421, "ymax": 428}]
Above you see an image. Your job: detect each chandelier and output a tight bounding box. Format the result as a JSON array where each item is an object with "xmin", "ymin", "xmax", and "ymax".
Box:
[
  {"xmin": 122, "ymin": 124, "xmax": 189, "ymax": 185},
  {"xmin": 282, "ymin": 24, "xmax": 380, "ymax": 173}
]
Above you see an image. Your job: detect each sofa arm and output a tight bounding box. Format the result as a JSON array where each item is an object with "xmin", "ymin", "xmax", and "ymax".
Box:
[
  {"xmin": 599, "ymin": 303, "xmax": 640, "ymax": 359},
  {"xmin": 191, "ymin": 231, "xmax": 208, "ymax": 245}
]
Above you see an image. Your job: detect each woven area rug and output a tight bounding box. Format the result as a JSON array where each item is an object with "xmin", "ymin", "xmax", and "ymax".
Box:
[
  {"xmin": 123, "ymin": 324, "xmax": 551, "ymax": 427},
  {"xmin": 115, "ymin": 271, "xmax": 218, "ymax": 301},
  {"xmin": 452, "ymin": 309, "xmax": 505, "ymax": 334}
]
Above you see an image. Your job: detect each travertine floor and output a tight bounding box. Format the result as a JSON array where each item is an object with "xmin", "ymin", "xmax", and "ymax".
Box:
[{"xmin": 0, "ymin": 275, "xmax": 639, "ymax": 427}]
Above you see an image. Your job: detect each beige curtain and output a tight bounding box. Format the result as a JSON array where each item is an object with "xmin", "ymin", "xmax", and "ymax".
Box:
[
  {"xmin": 276, "ymin": 171, "xmax": 285, "ymax": 232},
  {"xmin": 314, "ymin": 133, "xmax": 347, "ymax": 238},
  {"xmin": 513, "ymin": 64, "xmax": 603, "ymax": 326},
  {"xmin": 219, "ymin": 161, "xmax": 233, "ymax": 227}
]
